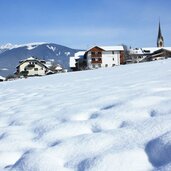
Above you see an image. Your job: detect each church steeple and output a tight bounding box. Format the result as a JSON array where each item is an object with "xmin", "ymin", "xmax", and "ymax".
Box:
[{"xmin": 157, "ymin": 21, "xmax": 164, "ymax": 47}]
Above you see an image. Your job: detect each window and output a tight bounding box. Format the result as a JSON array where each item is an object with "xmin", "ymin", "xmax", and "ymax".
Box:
[
  {"xmin": 113, "ymin": 58, "xmax": 114, "ymax": 61},
  {"xmin": 34, "ymin": 68, "xmax": 38, "ymax": 71},
  {"xmin": 91, "ymin": 51, "xmax": 101, "ymax": 56},
  {"xmin": 92, "ymin": 58, "xmax": 101, "ymax": 62},
  {"xmin": 98, "ymin": 64, "xmax": 101, "ymax": 67},
  {"xmin": 105, "ymin": 64, "xmax": 108, "ymax": 67}
]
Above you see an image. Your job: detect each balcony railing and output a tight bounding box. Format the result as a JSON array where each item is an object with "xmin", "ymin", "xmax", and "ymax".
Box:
[{"xmin": 91, "ymin": 58, "xmax": 102, "ymax": 64}]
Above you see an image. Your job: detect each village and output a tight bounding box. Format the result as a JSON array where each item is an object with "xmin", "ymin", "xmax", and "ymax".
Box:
[
  {"xmin": 0, "ymin": 22, "xmax": 171, "ymax": 82},
  {"xmin": 1, "ymin": 0, "xmax": 171, "ymax": 170}
]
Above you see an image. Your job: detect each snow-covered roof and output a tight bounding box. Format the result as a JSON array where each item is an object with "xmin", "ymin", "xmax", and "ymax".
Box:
[
  {"xmin": 24, "ymin": 56, "xmax": 45, "ymax": 62},
  {"xmin": 0, "ymin": 76, "xmax": 5, "ymax": 80},
  {"xmin": 69, "ymin": 51, "xmax": 86, "ymax": 66},
  {"xmin": 87, "ymin": 45, "xmax": 124, "ymax": 52},
  {"xmin": 129, "ymin": 48, "xmax": 143, "ymax": 54},
  {"xmin": 130, "ymin": 47, "xmax": 171, "ymax": 55},
  {"xmin": 75, "ymin": 51, "xmax": 86, "ymax": 58},
  {"xmin": 18, "ymin": 57, "xmax": 38, "ymax": 65},
  {"xmin": 165, "ymin": 47, "xmax": 171, "ymax": 51},
  {"xmin": 27, "ymin": 57, "xmax": 36, "ymax": 60},
  {"xmin": 17, "ymin": 57, "xmax": 48, "ymax": 69},
  {"xmin": 142, "ymin": 47, "xmax": 163, "ymax": 53},
  {"xmin": 99, "ymin": 46, "xmax": 124, "ymax": 51},
  {"xmin": 56, "ymin": 65, "xmax": 63, "ymax": 70}
]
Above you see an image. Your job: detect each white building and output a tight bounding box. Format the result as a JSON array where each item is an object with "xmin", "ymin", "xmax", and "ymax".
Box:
[
  {"xmin": 129, "ymin": 47, "xmax": 171, "ymax": 63},
  {"xmin": 70, "ymin": 51, "xmax": 86, "ymax": 71},
  {"xmin": 16, "ymin": 57, "xmax": 49, "ymax": 77},
  {"xmin": 0, "ymin": 76, "xmax": 5, "ymax": 82},
  {"xmin": 85, "ymin": 46, "xmax": 124, "ymax": 69}
]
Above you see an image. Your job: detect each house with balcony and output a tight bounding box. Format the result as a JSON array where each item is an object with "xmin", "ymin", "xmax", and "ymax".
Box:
[
  {"xmin": 85, "ymin": 46, "xmax": 125, "ymax": 69},
  {"xmin": 15, "ymin": 57, "xmax": 49, "ymax": 77}
]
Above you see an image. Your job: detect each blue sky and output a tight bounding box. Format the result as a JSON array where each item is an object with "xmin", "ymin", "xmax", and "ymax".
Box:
[{"xmin": 0, "ymin": 0, "xmax": 171, "ymax": 49}]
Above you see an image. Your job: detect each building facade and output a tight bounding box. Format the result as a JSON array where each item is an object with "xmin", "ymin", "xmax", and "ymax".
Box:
[
  {"xmin": 16, "ymin": 57, "xmax": 49, "ymax": 77},
  {"xmin": 70, "ymin": 51, "xmax": 86, "ymax": 71},
  {"xmin": 85, "ymin": 46, "xmax": 124, "ymax": 69}
]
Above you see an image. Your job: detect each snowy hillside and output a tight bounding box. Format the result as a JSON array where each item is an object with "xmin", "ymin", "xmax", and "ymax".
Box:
[
  {"xmin": 0, "ymin": 59, "xmax": 171, "ymax": 171},
  {"xmin": 0, "ymin": 43, "xmax": 80, "ymax": 77}
]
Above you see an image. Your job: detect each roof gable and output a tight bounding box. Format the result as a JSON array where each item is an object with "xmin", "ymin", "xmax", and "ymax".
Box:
[
  {"xmin": 152, "ymin": 48, "xmax": 171, "ymax": 55},
  {"xmin": 17, "ymin": 57, "xmax": 48, "ymax": 69},
  {"xmin": 87, "ymin": 46, "xmax": 105, "ymax": 52},
  {"xmin": 86, "ymin": 45, "xmax": 124, "ymax": 53},
  {"xmin": 99, "ymin": 46, "xmax": 124, "ymax": 51}
]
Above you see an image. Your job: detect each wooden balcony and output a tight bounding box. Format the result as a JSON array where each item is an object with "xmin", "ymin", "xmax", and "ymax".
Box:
[
  {"xmin": 91, "ymin": 52, "xmax": 102, "ymax": 57},
  {"xmin": 91, "ymin": 57, "xmax": 102, "ymax": 64}
]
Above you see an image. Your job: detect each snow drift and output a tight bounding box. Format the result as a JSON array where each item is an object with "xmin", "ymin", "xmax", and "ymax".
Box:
[{"xmin": 0, "ymin": 59, "xmax": 171, "ymax": 171}]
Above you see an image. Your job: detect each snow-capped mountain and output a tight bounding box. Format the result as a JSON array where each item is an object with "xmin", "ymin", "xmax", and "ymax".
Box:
[
  {"xmin": 0, "ymin": 43, "xmax": 14, "ymax": 51},
  {"xmin": 0, "ymin": 43, "xmax": 80, "ymax": 77}
]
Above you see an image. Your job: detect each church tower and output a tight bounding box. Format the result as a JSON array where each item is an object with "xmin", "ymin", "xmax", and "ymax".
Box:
[{"xmin": 157, "ymin": 21, "xmax": 164, "ymax": 47}]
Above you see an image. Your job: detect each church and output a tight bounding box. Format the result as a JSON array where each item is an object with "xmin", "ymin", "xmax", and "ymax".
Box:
[
  {"xmin": 151, "ymin": 21, "xmax": 171, "ymax": 60},
  {"xmin": 157, "ymin": 21, "xmax": 164, "ymax": 47},
  {"xmin": 128, "ymin": 21, "xmax": 171, "ymax": 63}
]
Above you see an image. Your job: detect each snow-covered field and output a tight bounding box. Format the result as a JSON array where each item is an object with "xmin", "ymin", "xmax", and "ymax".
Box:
[{"xmin": 0, "ymin": 59, "xmax": 171, "ymax": 171}]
